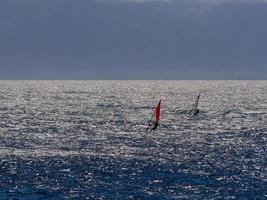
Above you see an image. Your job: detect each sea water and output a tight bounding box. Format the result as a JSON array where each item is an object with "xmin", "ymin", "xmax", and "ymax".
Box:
[{"xmin": 0, "ymin": 80, "xmax": 266, "ymax": 199}]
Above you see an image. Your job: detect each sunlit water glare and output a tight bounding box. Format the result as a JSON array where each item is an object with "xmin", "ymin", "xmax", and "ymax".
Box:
[{"xmin": 0, "ymin": 81, "xmax": 266, "ymax": 199}]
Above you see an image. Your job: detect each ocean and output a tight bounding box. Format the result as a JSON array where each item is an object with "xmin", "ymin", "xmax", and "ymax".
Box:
[{"xmin": 0, "ymin": 80, "xmax": 266, "ymax": 199}]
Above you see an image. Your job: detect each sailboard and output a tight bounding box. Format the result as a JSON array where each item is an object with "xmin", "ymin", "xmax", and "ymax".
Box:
[
  {"xmin": 146, "ymin": 99, "xmax": 161, "ymax": 132},
  {"xmin": 191, "ymin": 93, "xmax": 200, "ymax": 115}
]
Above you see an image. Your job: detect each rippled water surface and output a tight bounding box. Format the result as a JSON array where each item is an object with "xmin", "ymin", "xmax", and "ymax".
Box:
[{"xmin": 0, "ymin": 80, "xmax": 266, "ymax": 199}]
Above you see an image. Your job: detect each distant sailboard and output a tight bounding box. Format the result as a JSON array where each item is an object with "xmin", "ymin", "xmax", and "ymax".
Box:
[
  {"xmin": 146, "ymin": 100, "xmax": 161, "ymax": 132},
  {"xmin": 190, "ymin": 93, "xmax": 201, "ymax": 116}
]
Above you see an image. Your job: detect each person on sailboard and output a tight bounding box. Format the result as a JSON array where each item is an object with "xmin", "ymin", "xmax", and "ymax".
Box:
[
  {"xmin": 192, "ymin": 107, "xmax": 199, "ymax": 115},
  {"xmin": 190, "ymin": 93, "xmax": 200, "ymax": 116},
  {"xmin": 146, "ymin": 118, "xmax": 159, "ymax": 132},
  {"xmin": 146, "ymin": 120, "xmax": 158, "ymax": 132},
  {"xmin": 150, "ymin": 121, "xmax": 158, "ymax": 132},
  {"xmin": 146, "ymin": 100, "xmax": 161, "ymax": 132}
]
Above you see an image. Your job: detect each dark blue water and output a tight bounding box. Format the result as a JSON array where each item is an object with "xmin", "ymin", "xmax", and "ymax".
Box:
[{"xmin": 0, "ymin": 81, "xmax": 266, "ymax": 199}]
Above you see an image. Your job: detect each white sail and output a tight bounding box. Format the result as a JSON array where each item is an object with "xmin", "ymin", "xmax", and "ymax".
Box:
[{"xmin": 191, "ymin": 93, "xmax": 200, "ymax": 115}]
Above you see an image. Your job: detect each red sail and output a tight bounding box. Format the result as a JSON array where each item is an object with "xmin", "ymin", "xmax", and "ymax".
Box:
[{"xmin": 155, "ymin": 100, "xmax": 161, "ymax": 122}]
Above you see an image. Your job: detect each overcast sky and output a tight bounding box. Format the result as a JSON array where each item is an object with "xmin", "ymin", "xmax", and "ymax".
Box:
[{"xmin": 0, "ymin": 0, "xmax": 266, "ymax": 79}]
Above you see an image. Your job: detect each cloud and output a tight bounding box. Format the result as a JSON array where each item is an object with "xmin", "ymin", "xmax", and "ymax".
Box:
[{"xmin": 0, "ymin": 0, "xmax": 266, "ymax": 79}]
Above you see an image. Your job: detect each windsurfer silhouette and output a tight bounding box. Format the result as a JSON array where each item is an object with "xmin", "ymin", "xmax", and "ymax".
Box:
[
  {"xmin": 192, "ymin": 108, "xmax": 199, "ymax": 115},
  {"xmin": 150, "ymin": 121, "xmax": 158, "ymax": 132},
  {"xmin": 190, "ymin": 93, "xmax": 200, "ymax": 116},
  {"xmin": 146, "ymin": 120, "xmax": 158, "ymax": 132},
  {"xmin": 146, "ymin": 99, "xmax": 161, "ymax": 132}
]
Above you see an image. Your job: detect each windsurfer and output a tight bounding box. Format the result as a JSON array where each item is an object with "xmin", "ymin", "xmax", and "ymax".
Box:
[
  {"xmin": 146, "ymin": 99, "xmax": 161, "ymax": 132},
  {"xmin": 146, "ymin": 120, "xmax": 158, "ymax": 132},
  {"xmin": 192, "ymin": 108, "xmax": 199, "ymax": 115},
  {"xmin": 150, "ymin": 121, "xmax": 158, "ymax": 132},
  {"xmin": 190, "ymin": 93, "xmax": 200, "ymax": 116}
]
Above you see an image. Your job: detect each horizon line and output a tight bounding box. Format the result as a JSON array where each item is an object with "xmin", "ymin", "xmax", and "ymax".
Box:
[{"xmin": 0, "ymin": 79, "xmax": 265, "ymax": 81}]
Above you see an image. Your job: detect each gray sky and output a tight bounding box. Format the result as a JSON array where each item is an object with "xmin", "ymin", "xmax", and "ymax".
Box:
[{"xmin": 0, "ymin": 0, "xmax": 266, "ymax": 79}]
